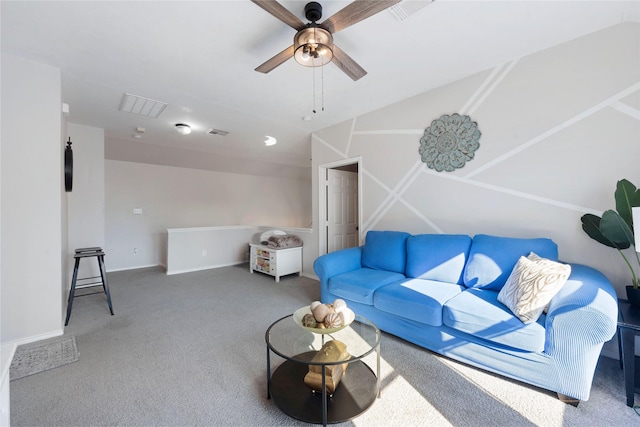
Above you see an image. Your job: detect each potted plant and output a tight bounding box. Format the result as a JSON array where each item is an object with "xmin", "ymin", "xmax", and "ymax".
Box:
[{"xmin": 581, "ymin": 179, "xmax": 640, "ymax": 305}]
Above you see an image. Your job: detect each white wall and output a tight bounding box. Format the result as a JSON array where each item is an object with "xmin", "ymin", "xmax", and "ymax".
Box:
[
  {"xmin": 66, "ymin": 123, "xmax": 105, "ymax": 282},
  {"xmin": 165, "ymin": 225, "xmax": 314, "ymax": 276},
  {"xmin": 60, "ymin": 115, "xmax": 69, "ymax": 335},
  {"xmin": 166, "ymin": 226, "xmax": 258, "ymax": 275},
  {"xmin": 1, "ymin": 54, "xmax": 63, "ymax": 343},
  {"xmin": 312, "ymin": 22, "xmax": 640, "ymax": 299},
  {"xmin": 105, "ymin": 160, "xmax": 312, "ymax": 271}
]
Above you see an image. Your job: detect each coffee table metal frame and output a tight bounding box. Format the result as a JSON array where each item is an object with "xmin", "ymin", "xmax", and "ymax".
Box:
[{"xmin": 265, "ymin": 313, "xmax": 381, "ymax": 426}]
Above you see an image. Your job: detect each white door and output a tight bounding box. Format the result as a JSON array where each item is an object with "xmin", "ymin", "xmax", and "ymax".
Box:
[{"xmin": 326, "ymin": 169, "xmax": 358, "ymax": 252}]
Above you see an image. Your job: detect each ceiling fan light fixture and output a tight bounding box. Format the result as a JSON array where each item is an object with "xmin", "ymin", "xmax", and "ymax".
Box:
[
  {"xmin": 175, "ymin": 123, "xmax": 192, "ymax": 135},
  {"xmin": 294, "ymin": 26, "xmax": 333, "ymax": 67},
  {"xmin": 301, "ymin": 45, "xmax": 310, "ymax": 61}
]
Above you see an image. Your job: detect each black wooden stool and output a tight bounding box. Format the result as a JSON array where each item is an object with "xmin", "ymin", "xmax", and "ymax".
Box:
[{"xmin": 64, "ymin": 247, "xmax": 114, "ymax": 326}]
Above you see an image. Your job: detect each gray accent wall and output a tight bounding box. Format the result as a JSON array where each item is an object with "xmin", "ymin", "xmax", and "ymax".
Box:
[{"xmin": 311, "ymin": 22, "xmax": 640, "ymax": 299}]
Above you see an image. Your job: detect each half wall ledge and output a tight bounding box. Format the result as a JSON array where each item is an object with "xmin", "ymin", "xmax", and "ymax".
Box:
[{"xmin": 166, "ymin": 226, "xmax": 312, "ymax": 276}]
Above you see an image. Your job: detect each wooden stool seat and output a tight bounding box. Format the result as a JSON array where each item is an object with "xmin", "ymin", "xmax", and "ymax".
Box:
[
  {"xmin": 75, "ymin": 247, "xmax": 103, "ymax": 254},
  {"xmin": 64, "ymin": 247, "xmax": 114, "ymax": 326}
]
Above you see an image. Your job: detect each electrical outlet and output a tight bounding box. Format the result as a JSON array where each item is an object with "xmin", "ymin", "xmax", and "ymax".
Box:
[
  {"xmin": 133, "ymin": 248, "xmax": 138, "ymax": 255},
  {"xmin": 133, "ymin": 208, "xmax": 142, "ymax": 214},
  {"xmin": 202, "ymin": 250, "xmax": 207, "ymax": 256}
]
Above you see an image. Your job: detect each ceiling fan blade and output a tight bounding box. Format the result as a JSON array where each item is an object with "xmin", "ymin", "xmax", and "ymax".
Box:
[
  {"xmin": 331, "ymin": 44, "xmax": 367, "ymax": 81},
  {"xmin": 255, "ymin": 45, "xmax": 295, "ymax": 74},
  {"xmin": 251, "ymin": 0, "xmax": 306, "ymax": 31},
  {"xmin": 322, "ymin": 0, "xmax": 402, "ymax": 34}
]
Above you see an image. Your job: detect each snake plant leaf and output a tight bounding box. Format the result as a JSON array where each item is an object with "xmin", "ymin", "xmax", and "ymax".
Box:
[
  {"xmin": 615, "ymin": 179, "xmax": 640, "ymax": 230},
  {"xmin": 599, "ymin": 209, "xmax": 633, "ymax": 249},
  {"xmin": 581, "ymin": 213, "xmax": 617, "ymax": 248}
]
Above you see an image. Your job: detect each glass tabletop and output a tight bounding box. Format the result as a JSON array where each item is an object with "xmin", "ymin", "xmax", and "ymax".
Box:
[{"xmin": 266, "ymin": 313, "xmax": 380, "ymax": 365}]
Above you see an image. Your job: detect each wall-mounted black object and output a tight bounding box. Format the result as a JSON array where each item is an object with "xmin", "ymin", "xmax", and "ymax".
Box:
[{"xmin": 64, "ymin": 137, "xmax": 73, "ymax": 192}]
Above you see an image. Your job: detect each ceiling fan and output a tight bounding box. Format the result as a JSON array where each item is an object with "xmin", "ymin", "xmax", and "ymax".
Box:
[{"xmin": 252, "ymin": 0, "xmax": 401, "ymax": 81}]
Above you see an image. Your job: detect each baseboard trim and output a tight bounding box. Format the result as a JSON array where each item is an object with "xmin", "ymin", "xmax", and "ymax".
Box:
[
  {"xmin": 107, "ymin": 263, "xmax": 163, "ymax": 273},
  {"xmin": 2, "ymin": 329, "xmax": 64, "ymax": 349},
  {"xmin": 1, "ymin": 342, "xmax": 17, "ymax": 383},
  {"xmin": 166, "ymin": 261, "xmax": 245, "ymax": 276},
  {"xmin": 301, "ymin": 272, "xmax": 318, "ymax": 281}
]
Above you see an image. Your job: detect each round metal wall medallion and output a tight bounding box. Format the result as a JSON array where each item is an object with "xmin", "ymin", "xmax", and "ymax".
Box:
[{"xmin": 419, "ymin": 113, "xmax": 481, "ymax": 172}]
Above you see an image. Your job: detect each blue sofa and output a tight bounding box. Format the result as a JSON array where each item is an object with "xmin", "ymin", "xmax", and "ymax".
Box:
[{"xmin": 313, "ymin": 231, "xmax": 619, "ymax": 403}]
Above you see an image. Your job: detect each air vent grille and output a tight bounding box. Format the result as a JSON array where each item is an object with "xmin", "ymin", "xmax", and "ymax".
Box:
[
  {"xmin": 388, "ymin": 4, "xmax": 409, "ymax": 21},
  {"xmin": 118, "ymin": 93, "xmax": 168, "ymax": 118},
  {"xmin": 206, "ymin": 128, "xmax": 229, "ymax": 137},
  {"xmin": 388, "ymin": 1, "xmax": 435, "ymax": 22}
]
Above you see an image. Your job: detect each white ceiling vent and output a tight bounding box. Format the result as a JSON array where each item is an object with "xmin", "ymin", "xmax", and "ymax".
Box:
[
  {"xmin": 388, "ymin": 1, "xmax": 435, "ymax": 22},
  {"xmin": 118, "ymin": 93, "xmax": 168, "ymax": 118},
  {"xmin": 206, "ymin": 128, "xmax": 229, "ymax": 137}
]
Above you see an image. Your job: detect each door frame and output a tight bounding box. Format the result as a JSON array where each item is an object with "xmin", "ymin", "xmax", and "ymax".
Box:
[{"xmin": 318, "ymin": 156, "xmax": 363, "ymax": 256}]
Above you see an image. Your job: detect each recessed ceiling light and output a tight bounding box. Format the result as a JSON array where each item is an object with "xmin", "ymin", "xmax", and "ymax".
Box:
[
  {"xmin": 175, "ymin": 123, "xmax": 192, "ymax": 135},
  {"xmin": 264, "ymin": 136, "xmax": 277, "ymax": 146}
]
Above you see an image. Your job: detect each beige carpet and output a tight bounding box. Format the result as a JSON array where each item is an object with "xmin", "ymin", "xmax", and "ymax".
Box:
[{"xmin": 9, "ymin": 265, "xmax": 640, "ymax": 426}]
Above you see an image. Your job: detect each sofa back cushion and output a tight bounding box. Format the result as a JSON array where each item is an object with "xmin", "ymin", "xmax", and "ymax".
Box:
[
  {"xmin": 463, "ymin": 234, "xmax": 558, "ymax": 290},
  {"xmin": 405, "ymin": 234, "xmax": 472, "ymax": 283},
  {"xmin": 362, "ymin": 230, "xmax": 410, "ymax": 274}
]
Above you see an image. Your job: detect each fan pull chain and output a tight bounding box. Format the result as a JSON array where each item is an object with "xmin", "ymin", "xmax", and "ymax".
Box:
[
  {"xmin": 311, "ymin": 63, "xmax": 325, "ymax": 114},
  {"xmin": 312, "ymin": 64, "xmax": 317, "ymax": 114},
  {"xmin": 321, "ymin": 61, "xmax": 325, "ymax": 112}
]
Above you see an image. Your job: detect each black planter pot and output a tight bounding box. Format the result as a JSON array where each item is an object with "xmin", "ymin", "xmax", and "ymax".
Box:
[{"xmin": 626, "ymin": 286, "xmax": 640, "ymax": 307}]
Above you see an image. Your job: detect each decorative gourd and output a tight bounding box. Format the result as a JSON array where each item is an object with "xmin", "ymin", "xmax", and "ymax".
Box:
[
  {"xmin": 307, "ymin": 299, "xmax": 348, "ymax": 326},
  {"xmin": 302, "ymin": 313, "xmax": 318, "ymax": 328},
  {"xmin": 333, "ymin": 299, "xmax": 347, "ymax": 313},
  {"xmin": 324, "ymin": 311, "xmax": 344, "ymax": 328},
  {"xmin": 312, "ymin": 304, "xmax": 332, "ymax": 322}
]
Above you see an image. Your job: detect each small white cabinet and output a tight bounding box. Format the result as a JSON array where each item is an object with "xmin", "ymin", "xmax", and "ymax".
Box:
[{"xmin": 249, "ymin": 244, "xmax": 302, "ymax": 282}]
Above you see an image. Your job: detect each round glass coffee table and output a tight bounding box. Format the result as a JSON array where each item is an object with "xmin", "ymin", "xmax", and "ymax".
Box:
[{"xmin": 265, "ymin": 312, "xmax": 381, "ymax": 426}]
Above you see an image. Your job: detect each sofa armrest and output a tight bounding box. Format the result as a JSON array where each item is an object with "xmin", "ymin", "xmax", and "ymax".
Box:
[
  {"xmin": 314, "ymin": 246, "xmax": 363, "ymax": 281},
  {"xmin": 545, "ymin": 263, "xmax": 618, "ymax": 346},
  {"xmin": 543, "ymin": 263, "xmax": 618, "ymax": 399},
  {"xmin": 313, "ymin": 246, "xmax": 363, "ymax": 301}
]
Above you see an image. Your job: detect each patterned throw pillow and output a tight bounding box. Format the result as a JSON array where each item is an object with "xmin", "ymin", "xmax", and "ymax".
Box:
[
  {"xmin": 527, "ymin": 252, "xmax": 555, "ymax": 313},
  {"xmin": 497, "ymin": 252, "xmax": 571, "ymax": 323}
]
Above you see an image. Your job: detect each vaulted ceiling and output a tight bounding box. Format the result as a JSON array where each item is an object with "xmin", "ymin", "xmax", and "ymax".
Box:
[{"xmin": 2, "ymin": 1, "xmax": 638, "ymax": 177}]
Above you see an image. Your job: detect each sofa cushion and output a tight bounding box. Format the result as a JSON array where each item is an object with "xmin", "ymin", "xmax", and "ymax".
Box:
[
  {"xmin": 463, "ymin": 234, "xmax": 558, "ymax": 290},
  {"xmin": 362, "ymin": 230, "xmax": 410, "ymax": 274},
  {"xmin": 328, "ymin": 268, "xmax": 405, "ymax": 305},
  {"xmin": 498, "ymin": 253, "xmax": 571, "ymax": 323},
  {"xmin": 405, "ymin": 234, "xmax": 472, "ymax": 283},
  {"xmin": 443, "ymin": 288, "xmax": 546, "ymax": 352},
  {"xmin": 374, "ymin": 279, "xmax": 464, "ymax": 326}
]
